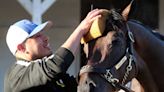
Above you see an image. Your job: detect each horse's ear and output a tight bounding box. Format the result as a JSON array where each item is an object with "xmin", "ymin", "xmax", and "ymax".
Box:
[{"xmin": 121, "ymin": 0, "xmax": 134, "ymax": 21}]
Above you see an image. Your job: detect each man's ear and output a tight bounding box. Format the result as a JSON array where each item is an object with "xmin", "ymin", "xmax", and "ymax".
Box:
[{"xmin": 17, "ymin": 44, "xmax": 25, "ymax": 52}]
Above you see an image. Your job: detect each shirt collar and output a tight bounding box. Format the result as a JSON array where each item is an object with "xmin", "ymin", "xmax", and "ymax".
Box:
[{"xmin": 16, "ymin": 60, "xmax": 31, "ymax": 67}]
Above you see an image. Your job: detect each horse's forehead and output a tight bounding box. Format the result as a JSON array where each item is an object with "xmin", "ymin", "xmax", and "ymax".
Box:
[
  {"xmin": 106, "ymin": 31, "xmax": 117, "ymax": 40},
  {"xmin": 83, "ymin": 31, "xmax": 117, "ymax": 51}
]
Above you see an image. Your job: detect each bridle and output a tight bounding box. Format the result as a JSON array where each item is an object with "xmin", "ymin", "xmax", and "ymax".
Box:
[{"xmin": 79, "ymin": 21, "xmax": 137, "ymax": 92}]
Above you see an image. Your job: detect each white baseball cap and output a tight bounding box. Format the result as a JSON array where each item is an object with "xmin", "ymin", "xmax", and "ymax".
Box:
[{"xmin": 6, "ymin": 19, "xmax": 52, "ymax": 55}]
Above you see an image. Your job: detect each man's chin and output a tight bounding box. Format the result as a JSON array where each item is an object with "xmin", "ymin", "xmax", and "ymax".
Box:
[{"xmin": 46, "ymin": 51, "xmax": 53, "ymax": 57}]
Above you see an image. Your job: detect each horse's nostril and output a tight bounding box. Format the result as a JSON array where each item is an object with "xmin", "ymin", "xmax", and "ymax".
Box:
[
  {"xmin": 88, "ymin": 81, "xmax": 96, "ymax": 92},
  {"xmin": 89, "ymin": 81, "xmax": 96, "ymax": 87}
]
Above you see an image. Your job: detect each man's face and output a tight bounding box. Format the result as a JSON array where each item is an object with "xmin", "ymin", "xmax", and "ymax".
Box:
[{"xmin": 24, "ymin": 31, "xmax": 52, "ymax": 60}]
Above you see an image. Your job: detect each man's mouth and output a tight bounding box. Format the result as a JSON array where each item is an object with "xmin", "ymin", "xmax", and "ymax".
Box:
[{"xmin": 44, "ymin": 43, "xmax": 51, "ymax": 49}]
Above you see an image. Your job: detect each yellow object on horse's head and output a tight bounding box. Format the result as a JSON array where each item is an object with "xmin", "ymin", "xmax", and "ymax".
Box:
[{"xmin": 81, "ymin": 9, "xmax": 110, "ymax": 44}]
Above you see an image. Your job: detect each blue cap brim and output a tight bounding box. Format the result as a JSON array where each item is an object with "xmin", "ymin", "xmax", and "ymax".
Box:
[{"xmin": 28, "ymin": 21, "xmax": 51, "ymax": 37}]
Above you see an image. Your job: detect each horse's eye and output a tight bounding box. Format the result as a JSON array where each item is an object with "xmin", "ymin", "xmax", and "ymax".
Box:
[
  {"xmin": 112, "ymin": 38, "xmax": 120, "ymax": 45},
  {"xmin": 112, "ymin": 39, "xmax": 118, "ymax": 44}
]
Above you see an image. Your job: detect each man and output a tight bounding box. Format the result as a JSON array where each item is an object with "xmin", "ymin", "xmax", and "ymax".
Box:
[{"xmin": 4, "ymin": 9, "xmax": 102, "ymax": 92}]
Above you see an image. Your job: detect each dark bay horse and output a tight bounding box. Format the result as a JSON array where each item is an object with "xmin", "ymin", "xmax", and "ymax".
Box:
[
  {"xmin": 128, "ymin": 20, "xmax": 164, "ymax": 91},
  {"xmin": 78, "ymin": 4, "xmax": 163, "ymax": 92}
]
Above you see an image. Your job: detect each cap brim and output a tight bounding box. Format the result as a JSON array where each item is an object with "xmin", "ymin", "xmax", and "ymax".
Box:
[{"xmin": 28, "ymin": 21, "xmax": 53, "ymax": 37}]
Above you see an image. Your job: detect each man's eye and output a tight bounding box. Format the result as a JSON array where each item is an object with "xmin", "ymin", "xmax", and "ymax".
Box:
[
  {"xmin": 36, "ymin": 34, "xmax": 40, "ymax": 37},
  {"xmin": 33, "ymin": 34, "xmax": 41, "ymax": 38}
]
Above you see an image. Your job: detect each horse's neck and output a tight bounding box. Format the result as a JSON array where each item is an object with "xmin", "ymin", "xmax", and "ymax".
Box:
[
  {"xmin": 128, "ymin": 21, "xmax": 164, "ymax": 91},
  {"xmin": 127, "ymin": 21, "xmax": 164, "ymax": 62}
]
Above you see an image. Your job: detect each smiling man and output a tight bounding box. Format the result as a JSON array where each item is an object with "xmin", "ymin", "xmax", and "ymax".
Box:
[{"xmin": 4, "ymin": 9, "xmax": 102, "ymax": 92}]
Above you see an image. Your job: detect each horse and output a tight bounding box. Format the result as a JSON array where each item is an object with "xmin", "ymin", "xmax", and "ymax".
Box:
[
  {"xmin": 78, "ymin": 3, "xmax": 164, "ymax": 92},
  {"xmin": 128, "ymin": 19, "xmax": 164, "ymax": 91}
]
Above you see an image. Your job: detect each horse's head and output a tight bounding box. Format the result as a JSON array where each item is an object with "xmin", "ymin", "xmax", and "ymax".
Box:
[{"xmin": 78, "ymin": 2, "xmax": 138, "ymax": 92}]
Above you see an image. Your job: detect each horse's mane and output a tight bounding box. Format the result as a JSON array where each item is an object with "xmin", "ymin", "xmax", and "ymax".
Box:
[{"xmin": 129, "ymin": 19, "xmax": 164, "ymax": 41}]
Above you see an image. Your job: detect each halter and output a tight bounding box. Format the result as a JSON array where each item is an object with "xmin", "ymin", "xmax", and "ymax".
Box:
[{"xmin": 79, "ymin": 23, "xmax": 137, "ymax": 92}]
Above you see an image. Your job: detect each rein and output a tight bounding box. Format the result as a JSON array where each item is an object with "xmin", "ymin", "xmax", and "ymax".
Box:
[{"xmin": 79, "ymin": 23, "xmax": 136, "ymax": 92}]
